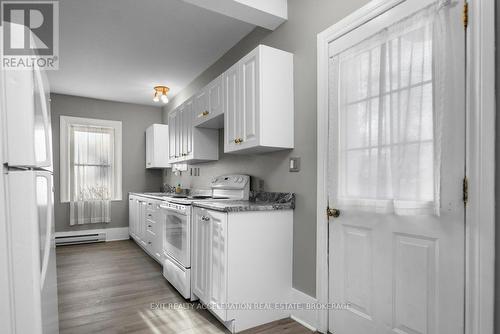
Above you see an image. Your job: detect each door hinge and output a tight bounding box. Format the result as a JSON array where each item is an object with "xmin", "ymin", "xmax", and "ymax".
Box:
[
  {"xmin": 463, "ymin": 2, "xmax": 468, "ymax": 29},
  {"xmin": 463, "ymin": 176, "xmax": 468, "ymax": 207}
]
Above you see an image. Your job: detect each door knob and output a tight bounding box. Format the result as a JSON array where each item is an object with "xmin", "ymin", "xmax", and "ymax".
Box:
[{"xmin": 327, "ymin": 207, "xmax": 340, "ymax": 218}]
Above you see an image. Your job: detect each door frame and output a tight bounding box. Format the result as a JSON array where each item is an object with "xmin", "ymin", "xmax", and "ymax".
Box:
[{"xmin": 315, "ymin": 0, "xmax": 496, "ymax": 333}]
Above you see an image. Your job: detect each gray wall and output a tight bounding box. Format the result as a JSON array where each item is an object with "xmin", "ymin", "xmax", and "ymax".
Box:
[
  {"xmin": 495, "ymin": 2, "xmax": 499, "ymax": 332},
  {"xmin": 51, "ymin": 94, "xmax": 164, "ymax": 232},
  {"xmin": 162, "ymin": 0, "xmax": 371, "ymax": 297}
]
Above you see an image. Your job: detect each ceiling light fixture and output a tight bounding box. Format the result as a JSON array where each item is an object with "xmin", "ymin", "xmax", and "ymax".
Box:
[{"xmin": 153, "ymin": 86, "xmax": 170, "ymax": 104}]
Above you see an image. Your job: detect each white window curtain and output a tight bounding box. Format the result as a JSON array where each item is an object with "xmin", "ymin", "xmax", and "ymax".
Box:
[
  {"xmin": 69, "ymin": 125, "xmax": 114, "ymax": 225},
  {"xmin": 331, "ymin": 1, "xmax": 452, "ymax": 215}
]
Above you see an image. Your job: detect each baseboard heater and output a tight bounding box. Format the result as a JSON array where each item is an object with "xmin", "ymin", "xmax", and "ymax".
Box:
[{"xmin": 55, "ymin": 232, "xmax": 106, "ymax": 246}]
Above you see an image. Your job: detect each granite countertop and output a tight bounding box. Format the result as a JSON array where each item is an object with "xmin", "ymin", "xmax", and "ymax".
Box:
[
  {"xmin": 192, "ymin": 192, "xmax": 295, "ymax": 213},
  {"xmin": 129, "ymin": 192, "xmax": 176, "ymax": 200}
]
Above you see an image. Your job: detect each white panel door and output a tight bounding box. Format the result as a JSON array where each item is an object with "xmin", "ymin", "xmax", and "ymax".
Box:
[
  {"xmin": 184, "ymin": 98, "xmax": 193, "ymax": 156},
  {"xmin": 145, "ymin": 127, "xmax": 153, "ymax": 168},
  {"xmin": 168, "ymin": 111, "xmax": 177, "ymax": 161},
  {"xmin": 193, "ymin": 88, "xmax": 209, "ymax": 123},
  {"xmin": 327, "ymin": 1, "xmax": 465, "ymax": 334},
  {"xmin": 137, "ymin": 200, "xmax": 147, "ymax": 246},
  {"xmin": 223, "ymin": 63, "xmax": 240, "ymax": 152},
  {"xmin": 208, "ymin": 209, "xmax": 228, "ymax": 321},
  {"xmin": 192, "ymin": 208, "xmax": 211, "ymax": 304},
  {"xmin": 238, "ymin": 51, "xmax": 259, "ymax": 149},
  {"xmin": 208, "ymin": 76, "xmax": 223, "ymax": 118},
  {"xmin": 128, "ymin": 196, "xmax": 135, "ymax": 237}
]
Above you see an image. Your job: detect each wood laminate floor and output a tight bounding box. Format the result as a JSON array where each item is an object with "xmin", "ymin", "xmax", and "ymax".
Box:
[{"xmin": 56, "ymin": 240, "xmax": 313, "ymax": 334}]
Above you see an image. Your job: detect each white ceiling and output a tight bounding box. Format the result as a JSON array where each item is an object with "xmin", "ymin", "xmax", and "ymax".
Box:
[{"xmin": 48, "ymin": 0, "xmax": 255, "ymax": 106}]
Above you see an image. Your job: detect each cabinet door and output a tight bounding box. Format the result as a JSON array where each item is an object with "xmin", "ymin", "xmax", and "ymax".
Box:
[
  {"xmin": 146, "ymin": 127, "xmax": 153, "ymax": 168},
  {"xmin": 208, "ymin": 210, "xmax": 228, "ymax": 320},
  {"xmin": 168, "ymin": 111, "xmax": 177, "ymax": 161},
  {"xmin": 239, "ymin": 51, "xmax": 259, "ymax": 149},
  {"xmin": 193, "ymin": 88, "xmax": 209, "ymax": 122},
  {"xmin": 138, "ymin": 201, "xmax": 147, "ymax": 246},
  {"xmin": 208, "ymin": 76, "xmax": 223, "ymax": 118},
  {"xmin": 128, "ymin": 196, "xmax": 135, "ymax": 237},
  {"xmin": 152, "ymin": 203, "xmax": 163, "ymax": 261},
  {"xmin": 223, "ymin": 63, "xmax": 240, "ymax": 152},
  {"xmin": 192, "ymin": 208, "xmax": 210, "ymax": 303},
  {"xmin": 178, "ymin": 107, "xmax": 185, "ymax": 159},
  {"xmin": 184, "ymin": 99, "xmax": 193, "ymax": 157}
]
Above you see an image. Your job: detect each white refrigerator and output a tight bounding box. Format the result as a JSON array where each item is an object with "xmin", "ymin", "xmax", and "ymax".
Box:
[{"xmin": 0, "ymin": 63, "xmax": 59, "ymax": 333}]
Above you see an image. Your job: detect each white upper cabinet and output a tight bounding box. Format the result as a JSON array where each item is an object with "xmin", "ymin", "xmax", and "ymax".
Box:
[
  {"xmin": 193, "ymin": 75, "xmax": 224, "ymax": 129},
  {"xmin": 223, "ymin": 63, "xmax": 240, "ymax": 152},
  {"xmin": 168, "ymin": 98, "xmax": 218, "ymax": 164},
  {"xmin": 224, "ymin": 45, "xmax": 294, "ymax": 154},
  {"xmin": 167, "ymin": 44, "xmax": 293, "ymax": 162},
  {"xmin": 145, "ymin": 124, "xmax": 171, "ymax": 168},
  {"xmin": 168, "ymin": 111, "xmax": 177, "ymax": 161}
]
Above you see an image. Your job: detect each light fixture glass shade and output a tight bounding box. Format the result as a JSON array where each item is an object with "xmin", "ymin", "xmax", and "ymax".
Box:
[{"xmin": 153, "ymin": 85, "xmax": 170, "ymax": 103}]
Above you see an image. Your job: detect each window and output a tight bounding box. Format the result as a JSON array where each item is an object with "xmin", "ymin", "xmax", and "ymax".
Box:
[
  {"xmin": 331, "ymin": 6, "xmax": 441, "ymax": 215},
  {"xmin": 60, "ymin": 116, "xmax": 122, "ymax": 203}
]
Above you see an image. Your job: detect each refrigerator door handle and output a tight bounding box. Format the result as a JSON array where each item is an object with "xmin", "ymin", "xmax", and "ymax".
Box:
[
  {"xmin": 39, "ymin": 173, "xmax": 52, "ymax": 288},
  {"xmin": 35, "ymin": 68, "xmax": 52, "ymax": 169}
]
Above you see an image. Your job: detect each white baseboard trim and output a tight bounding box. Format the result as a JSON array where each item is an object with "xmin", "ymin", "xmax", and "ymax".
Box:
[
  {"xmin": 289, "ymin": 288, "xmax": 318, "ymax": 332},
  {"xmin": 55, "ymin": 227, "xmax": 130, "ymax": 242}
]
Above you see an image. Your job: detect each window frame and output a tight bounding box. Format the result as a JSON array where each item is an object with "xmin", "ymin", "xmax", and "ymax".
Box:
[{"xmin": 60, "ymin": 116, "xmax": 122, "ymax": 203}]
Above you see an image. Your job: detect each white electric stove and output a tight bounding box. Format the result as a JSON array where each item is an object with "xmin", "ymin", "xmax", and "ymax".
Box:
[{"xmin": 161, "ymin": 174, "xmax": 249, "ymax": 299}]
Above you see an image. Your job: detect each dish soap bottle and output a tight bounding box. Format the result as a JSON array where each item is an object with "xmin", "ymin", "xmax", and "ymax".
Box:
[{"xmin": 175, "ymin": 184, "xmax": 182, "ymax": 194}]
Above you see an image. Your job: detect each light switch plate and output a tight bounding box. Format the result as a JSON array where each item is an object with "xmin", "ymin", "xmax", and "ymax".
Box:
[{"xmin": 289, "ymin": 157, "xmax": 301, "ymax": 172}]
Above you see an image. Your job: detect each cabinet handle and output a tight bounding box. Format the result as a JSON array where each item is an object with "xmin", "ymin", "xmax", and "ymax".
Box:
[
  {"xmin": 201, "ymin": 216, "xmax": 210, "ymax": 222},
  {"xmin": 234, "ymin": 138, "xmax": 243, "ymax": 144},
  {"xmin": 148, "ymin": 225, "xmax": 152, "ymax": 228},
  {"xmin": 203, "ymin": 110, "xmax": 209, "ymax": 116}
]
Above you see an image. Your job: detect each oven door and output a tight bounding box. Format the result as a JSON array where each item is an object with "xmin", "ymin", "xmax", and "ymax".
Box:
[{"xmin": 161, "ymin": 205, "xmax": 190, "ymax": 268}]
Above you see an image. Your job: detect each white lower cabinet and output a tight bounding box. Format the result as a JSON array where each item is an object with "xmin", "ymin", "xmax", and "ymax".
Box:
[
  {"xmin": 192, "ymin": 207, "xmax": 293, "ymax": 333},
  {"xmin": 128, "ymin": 194, "xmax": 164, "ymax": 263},
  {"xmin": 193, "ymin": 208, "xmax": 228, "ymax": 320}
]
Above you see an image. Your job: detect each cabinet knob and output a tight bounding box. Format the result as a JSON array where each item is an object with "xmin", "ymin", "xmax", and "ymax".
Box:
[
  {"xmin": 203, "ymin": 110, "xmax": 209, "ymax": 116},
  {"xmin": 148, "ymin": 241, "xmax": 152, "ymax": 245}
]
